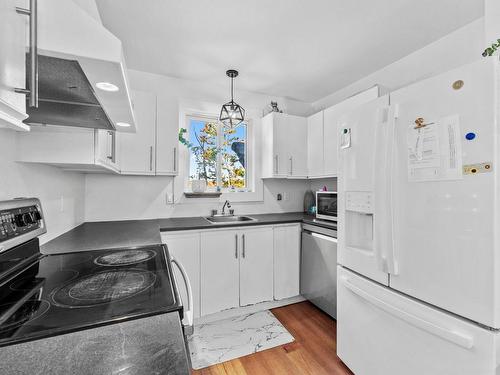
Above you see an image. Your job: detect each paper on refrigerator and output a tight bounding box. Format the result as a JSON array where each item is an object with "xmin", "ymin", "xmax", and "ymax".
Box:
[{"xmin": 407, "ymin": 114, "xmax": 462, "ymax": 182}]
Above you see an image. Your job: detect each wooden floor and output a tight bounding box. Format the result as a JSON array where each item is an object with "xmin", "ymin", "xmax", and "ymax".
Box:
[{"xmin": 192, "ymin": 301, "xmax": 353, "ymax": 375}]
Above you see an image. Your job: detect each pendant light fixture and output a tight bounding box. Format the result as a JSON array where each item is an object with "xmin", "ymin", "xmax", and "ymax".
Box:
[{"xmin": 219, "ymin": 69, "xmax": 245, "ymax": 129}]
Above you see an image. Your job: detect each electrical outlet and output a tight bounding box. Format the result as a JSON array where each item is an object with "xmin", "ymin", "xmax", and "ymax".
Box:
[
  {"xmin": 284, "ymin": 192, "xmax": 290, "ymax": 201},
  {"xmin": 166, "ymin": 193, "xmax": 173, "ymax": 204},
  {"xmin": 277, "ymin": 193, "xmax": 282, "ymax": 201}
]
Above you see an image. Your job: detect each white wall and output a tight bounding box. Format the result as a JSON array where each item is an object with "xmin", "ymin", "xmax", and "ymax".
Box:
[
  {"xmin": 311, "ymin": 18, "xmax": 485, "ymax": 112},
  {"xmin": 0, "ymin": 129, "xmax": 85, "ymax": 243},
  {"xmin": 85, "ymin": 175, "xmax": 308, "ymax": 221},
  {"xmin": 485, "ymin": 0, "xmax": 500, "ymax": 43}
]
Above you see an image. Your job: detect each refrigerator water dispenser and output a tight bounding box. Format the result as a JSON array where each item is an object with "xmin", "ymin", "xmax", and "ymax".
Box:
[
  {"xmin": 345, "ymin": 192, "xmax": 374, "ymax": 251},
  {"xmin": 345, "ymin": 211, "xmax": 373, "ymax": 251}
]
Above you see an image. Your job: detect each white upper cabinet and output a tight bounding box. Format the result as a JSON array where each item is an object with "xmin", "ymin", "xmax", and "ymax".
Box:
[
  {"xmin": 286, "ymin": 114, "xmax": 308, "ymax": 178},
  {"xmin": 307, "ymin": 111, "xmax": 324, "ymax": 177},
  {"xmin": 323, "ymin": 106, "xmax": 341, "ymax": 176},
  {"xmin": 306, "ymin": 86, "xmax": 380, "ymax": 178},
  {"xmin": 120, "ymin": 90, "xmax": 157, "ymax": 175},
  {"xmin": 95, "ymin": 129, "xmax": 120, "ymax": 172},
  {"xmin": 16, "ymin": 125, "xmax": 120, "ymax": 173},
  {"xmin": 155, "ymin": 93, "xmax": 178, "ymax": 175},
  {"xmin": 0, "ymin": 0, "xmax": 29, "ymax": 131},
  {"xmin": 120, "ymin": 90, "xmax": 178, "ymax": 176},
  {"xmin": 261, "ymin": 112, "xmax": 307, "ymax": 179}
]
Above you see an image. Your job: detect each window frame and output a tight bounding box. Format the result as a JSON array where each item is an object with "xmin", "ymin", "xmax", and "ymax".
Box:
[{"xmin": 184, "ymin": 114, "xmax": 253, "ymax": 193}]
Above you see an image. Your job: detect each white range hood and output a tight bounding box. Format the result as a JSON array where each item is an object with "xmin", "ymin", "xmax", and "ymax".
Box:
[{"xmin": 25, "ymin": 0, "xmax": 136, "ymax": 132}]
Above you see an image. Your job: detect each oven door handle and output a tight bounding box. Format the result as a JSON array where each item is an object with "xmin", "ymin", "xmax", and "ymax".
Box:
[{"xmin": 171, "ymin": 256, "xmax": 193, "ymax": 331}]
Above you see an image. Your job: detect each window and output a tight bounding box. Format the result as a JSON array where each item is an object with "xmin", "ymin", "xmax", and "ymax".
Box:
[{"xmin": 184, "ymin": 116, "xmax": 249, "ymax": 192}]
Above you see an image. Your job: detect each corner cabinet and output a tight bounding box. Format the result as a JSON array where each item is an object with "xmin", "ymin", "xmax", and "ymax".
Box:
[
  {"xmin": 261, "ymin": 112, "xmax": 307, "ymax": 179},
  {"xmin": 307, "ymin": 111, "xmax": 324, "ymax": 177},
  {"xmin": 0, "ymin": 0, "xmax": 29, "ymax": 131}
]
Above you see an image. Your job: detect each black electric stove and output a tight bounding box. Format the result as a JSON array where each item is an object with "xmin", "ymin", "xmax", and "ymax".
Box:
[{"xmin": 0, "ymin": 198, "xmax": 182, "ymax": 347}]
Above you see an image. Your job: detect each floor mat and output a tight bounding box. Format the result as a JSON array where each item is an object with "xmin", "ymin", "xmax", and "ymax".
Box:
[{"xmin": 188, "ymin": 310, "xmax": 294, "ymax": 370}]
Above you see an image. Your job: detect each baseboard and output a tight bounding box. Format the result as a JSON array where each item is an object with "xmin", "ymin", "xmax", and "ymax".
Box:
[{"xmin": 194, "ymin": 295, "xmax": 306, "ymax": 325}]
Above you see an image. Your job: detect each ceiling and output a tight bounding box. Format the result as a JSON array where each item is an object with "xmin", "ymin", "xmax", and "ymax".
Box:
[{"xmin": 96, "ymin": 0, "xmax": 483, "ymax": 103}]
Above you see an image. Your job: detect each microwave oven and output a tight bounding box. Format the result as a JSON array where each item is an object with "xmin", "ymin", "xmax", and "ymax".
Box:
[{"xmin": 316, "ymin": 191, "xmax": 337, "ymax": 221}]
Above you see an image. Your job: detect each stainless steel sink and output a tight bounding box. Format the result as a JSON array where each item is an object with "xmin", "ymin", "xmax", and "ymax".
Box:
[{"xmin": 204, "ymin": 215, "xmax": 257, "ymax": 224}]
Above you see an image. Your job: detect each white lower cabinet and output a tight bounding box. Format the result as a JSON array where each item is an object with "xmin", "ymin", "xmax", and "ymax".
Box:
[
  {"xmin": 200, "ymin": 229, "xmax": 241, "ymax": 315},
  {"xmin": 273, "ymin": 224, "xmax": 301, "ymax": 300},
  {"xmin": 201, "ymin": 226, "xmax": 274, "ymax": 315},
  {"xmin": 164, "ymin": 224, "xmax": 300, "ymax": 317},
  {"xmin": 161, "ymin": 231, "xmax": 201, "ymax": 319},
  {"xmin": 239, "ymin": 227, "xmax": 274, "ymax": 306}
]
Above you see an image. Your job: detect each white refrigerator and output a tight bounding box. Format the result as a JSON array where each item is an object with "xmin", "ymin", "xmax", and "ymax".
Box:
[{"xmin": 337, "ymin": 58, "xmax": 500, "ymax": 375}]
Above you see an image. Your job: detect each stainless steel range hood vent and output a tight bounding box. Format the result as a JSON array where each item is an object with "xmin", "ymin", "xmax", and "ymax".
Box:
[{"xmin": 24, "ymin": 55, "xmax": 114, "ymax": 130}]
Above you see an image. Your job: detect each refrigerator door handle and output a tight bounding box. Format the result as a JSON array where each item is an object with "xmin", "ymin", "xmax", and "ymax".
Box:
[
  {"xmin": 386, "ymin": 104, "xmax": 398, "ymax": 275},
  {"xmin": 373, "ymin": 106, "xmax": 391, "ymax": 273},
  {"xmin": 341, "ymin": 276, "xmax": 474, "ymax": 350}
]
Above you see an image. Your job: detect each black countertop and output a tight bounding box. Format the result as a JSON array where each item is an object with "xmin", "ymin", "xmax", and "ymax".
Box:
[
  {"xmin": 42, "ymin": 213, "xmax": 336, "ymax": 255},
  {"xmin": 158, "ymin": 212, "xmax": 312, "ymax": 231},
  {"xmin": 41, "ymin": 219, "xmax": 162, "ymax": 254},
  {"xmin": 0, "ymin": 312, "xmax": 190, "ymax": 375}
]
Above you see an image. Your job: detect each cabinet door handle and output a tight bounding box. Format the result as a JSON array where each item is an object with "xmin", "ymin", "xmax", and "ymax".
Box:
[
  {"xmin": 149, "ymin": 146, "xmax": 153, "ymax": 171},
  {"xmin": 173, "ymin": 147, "xmax": 177, "ymax": 172},
  {"xmin": 274, "ymin": 155, "xmax": 279, "ymax": 174},
  {"xmin": 289, "ymin": 157, "xmax": 293, "ymax": 175},
  {"xmin": 112, "ymin": 131, "xmax": 116, "ymax": 163},
  {"xmin": 107, "ymin": 131, "xmax": 115, "ymax": 163},
  {"xmin": 15, "ymin": 0, "xmax": 38, "ymax": 108},
  {"xmin": 235, "ymin": 234, "xmax": 238, "ymax": 259},
  {"xmin": 242, "ymin": 234, "xmax": 245, "ymax": 258}
]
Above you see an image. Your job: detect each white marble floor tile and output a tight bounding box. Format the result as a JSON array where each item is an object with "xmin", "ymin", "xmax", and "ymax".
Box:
[{"xmin": 188, "ymin": 310, "xmax": 294, "ymax": 370}]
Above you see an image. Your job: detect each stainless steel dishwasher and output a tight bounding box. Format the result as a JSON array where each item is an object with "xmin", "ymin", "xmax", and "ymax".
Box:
[{"xmin": 300, "ymin": 222, "xmax": 338, "ymax": 318}]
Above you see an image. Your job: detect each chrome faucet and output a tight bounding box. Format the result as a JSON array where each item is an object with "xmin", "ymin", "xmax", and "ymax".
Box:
[{"xmin": 222, "ymin": 200, "xmax": 232, "ymax": 215}]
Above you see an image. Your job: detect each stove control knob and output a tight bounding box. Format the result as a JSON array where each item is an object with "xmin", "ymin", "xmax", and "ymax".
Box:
[
  {"xmin": 33, "ymin": 210, "xmax": 42, "ymax": 221},
  {"xmin": 14, "ymin": 214, "xmax": 25, "ymax": 227},
  {"xmin": 24, "ymin": 213, "xmax": 34, "ymax": 224}
]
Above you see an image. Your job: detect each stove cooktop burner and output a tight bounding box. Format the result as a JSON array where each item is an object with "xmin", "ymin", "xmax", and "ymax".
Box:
[
  {"xmin": 0, "ymin": 299, "xmax": 50, "ymax": 333},
  {"xmin": 93, "ymin": 249, "xmax": 157, "ymax": 266},
  {"xmin": 50, "ymin": 269, "xmax": 157, "ymax": 308}
]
